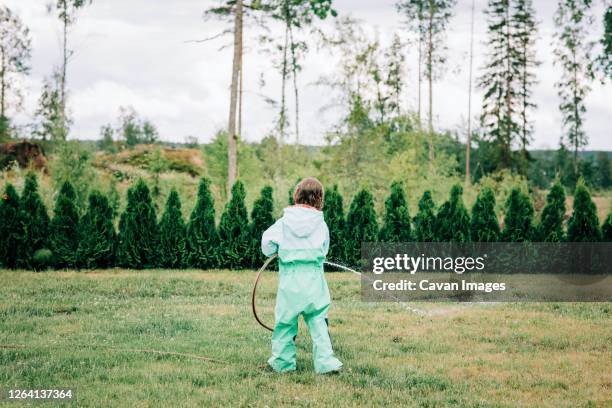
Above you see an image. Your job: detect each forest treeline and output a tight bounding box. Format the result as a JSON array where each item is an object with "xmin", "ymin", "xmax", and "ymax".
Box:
[
  {"xmin": 1, "ymin": 174, "xmax": 611, "ymax": 271},
  {"xmin": 0, "ymin": 1, "xmax": 610, "ymax": 197}
]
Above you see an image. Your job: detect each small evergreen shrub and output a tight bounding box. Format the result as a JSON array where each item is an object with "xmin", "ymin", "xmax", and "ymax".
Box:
[
  {"xmin": 77, "ymin": 191, "xmax": 116, "ymax": 269},
  {"xmin": 186, "ymin": 178, "xmax": 219, "ymax": 269},
  {"xmin": 218, "ymin": 181, "xmax": 251, "ymax": 269},
  {"xmin": 0, "ymin": 184, "xmax": 21, "ymax": 269},
  {"xmin": 566, "ymin": 180, "xmax": 601, "ymax": 242},
  {"xmin": 249, "ymin": 186, "xmax": 275, "ymax": 268},
  {"xmin": 323, "ymin": 185, "xmax": 346, "ymax": 263},
  {"xmin": 502, "ymin": 188, "xmax": 535, "ymax": 242},
  {"xmin": 413, "ymin": 191, "xmax": 436, "ymax": 242},
  {"xmin": 435, "ymin": 185, "xmax": 470, "ymax": 242},
  {"xmin": 537, "ymin": 182, "xmax": 566, "ymax": 242},
  {"xmin": 32, "ymin": 248, "xmax": 53, "ymax": 271},
  {"xmin": 158, "ymin": 189, "xmax": 187, "ymax": 268},
  {"xmin": 117, "ymin": 179, "xmax": 159, "ymax": 268},
  {"xmin": 17, "ymin": 173, "xmax": 50, "ymax": 269},
  {"xmin": 345, "ymin": 189, "xmax": 378, "ymax": 266},
  {"xmin": 379, "ymin": 181, "xmax": 412, "ymax": 242},
  {"xmin": 470, "ymin": 187, "xmax": 500, "ymax": 242},
  {"xmin": 49, "ymin": 181, "xmax": 80, "ymax": 268}
]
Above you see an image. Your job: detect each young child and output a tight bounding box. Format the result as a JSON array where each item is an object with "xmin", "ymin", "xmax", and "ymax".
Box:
[{"xmin": 261, "ymin": 177, "xmax": 343, "ymax": 374}]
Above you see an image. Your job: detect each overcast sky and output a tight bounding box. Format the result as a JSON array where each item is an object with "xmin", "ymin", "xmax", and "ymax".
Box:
[{"xmin": 5, "ymin": 0, "xmax": 611, "ymax": 150}]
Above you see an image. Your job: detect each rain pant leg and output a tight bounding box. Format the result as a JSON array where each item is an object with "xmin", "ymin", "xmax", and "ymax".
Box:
[
  {"xmin": 303, "ymin": 304, "xmax": 343, "ymax": 374},
  {"xmin": 268, "ymin": 312, "xmax": 299, "ymax": 372}
]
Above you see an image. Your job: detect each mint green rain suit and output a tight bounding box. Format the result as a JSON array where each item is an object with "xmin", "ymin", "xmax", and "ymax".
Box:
[{"xmin": 261, "ymin": 206, "xmax": 343, "ymax": 374}]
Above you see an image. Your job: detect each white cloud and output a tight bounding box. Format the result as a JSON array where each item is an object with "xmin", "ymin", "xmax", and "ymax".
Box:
[{"xmin": 4, "ymin": 0, "xmax": 611, "ymax": 149}]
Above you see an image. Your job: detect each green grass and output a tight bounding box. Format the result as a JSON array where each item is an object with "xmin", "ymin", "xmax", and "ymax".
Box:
[{"xmin": 0, "ymin": 270, "xmax": 610, "ymax": 407}]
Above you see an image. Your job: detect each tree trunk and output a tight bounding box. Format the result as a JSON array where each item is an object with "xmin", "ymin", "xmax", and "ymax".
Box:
[
  {"xmin": 504, "ymin": 2, "xmax": 512, "ymax": 167},
  {"xmin": 60, "ymin": 4, "xmax": 68, "ymax": 139},
  {"xmin": 572, "ymin": 48, "xmax": 579, "ymax": 174},
  {"xmin": 427, "ymin": 7, "xmax": 434, "ymax": 162},
  {"xmin": 238, "ymin": 34, "xmax": 243, "ymax": 137},
  {"xmin": 227, "ymin": 0, "xmax": 243, "ymax": 196},
  {"xmin": 417, "ymin": 27, "xmax": 422, "ymax": 128},
  {"xmin": 465, "ymin": 0, "xmax": 475, "ymax": 186},
  {"xmin": 289, "ymin": 25, "xmax": 299, "ymax": 144},
  {"xmin": 279, "ymin": 10, "xmax": 289, "ymax": 145},
  {"xmin": 0, "ymin": 46, "xmax": 6, "ymax": 118}
]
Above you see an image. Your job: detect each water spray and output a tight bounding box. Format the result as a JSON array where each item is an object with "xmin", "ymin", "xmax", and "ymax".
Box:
[{"xmin": 252, "ymin": 255, "xmax": 428, "ymax": 332}]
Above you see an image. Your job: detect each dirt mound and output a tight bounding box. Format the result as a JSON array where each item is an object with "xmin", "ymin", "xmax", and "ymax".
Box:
[
  {"xmin": 96, "ymin": 144, "xmax": 203, "ymax": 177},
  {"xmin": 0, "ymin": 140, "xmax": 47, "ymax": 171}
]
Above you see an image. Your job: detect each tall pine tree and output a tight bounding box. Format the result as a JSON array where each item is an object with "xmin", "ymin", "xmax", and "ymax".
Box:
[
  {"xmin": 49, "ymin": 181, "xmax": 79, "ymax": 268},
  {"xmin": 414, "ymin": 190, "xmax": 437, "ymax": 242},
  {"xmin": 470, "ymin": 187, "xmax": 500, "ymax": 242},
  {"xmin": 479, "ymin": 0, "xmax": 523, "ymax": 170},
  {"xmin": 218, "ymin": 181, "xmax": 250, "ymax": 269},
  {"xmin": 158, "ymin": 189, "xmax": 187, "ymax": 268},
  {"xmin": 77, "ymin": 190, "xmax": 116, "ymax": 269},
  {"xmin": 553, "ymin": 0, "xmax": 595, "ymax": 171},
  {"xmin": 537, "ymin": 182, "xmax": 566, "ymax": 242},
  {"xmin": 345, "ymin": 189, "xmax": 378, "ymax": 266},
  {"xmin": 513, "ymin": 0, "xmax": 540, "ymax": 171},
  {"xmin": 186, "ymin": 178, "xmax": 219, "ymax": 269},
  {"xmin": 249, "ymin": 186, "xmax": 275, "ymax": 267},
  {"xmin": 435, "ymin": 184, "xmax": 470, "ymax": 242},
  {"xmin": 0, "ymin": 184, "xmax": 21, "ymax": 268},
  {"xmin": 502, "ymin": 187, "xmax": 534, "ymax": 241},
  {"xmin": 379, "ymin": 181, "xmax": 412, "ymax": 242},
  {"xmin": 117, "ymin": 179, "xmax": 158, "ymax": 268},
  {"xmin": 566, "ymin": 180, "xmax": 601, "ymax": 242},
  {"xmin": 17, "ymin": 173, "xmax": 50, "ymax": 269},
  {"xmin": 323, "ymin": 185, "xmax": 346, "ymax": 263}
]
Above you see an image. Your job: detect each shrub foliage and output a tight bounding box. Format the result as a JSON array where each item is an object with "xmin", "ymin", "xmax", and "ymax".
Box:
[
  {"xmin": 158, "ymin": 189, "xmax": 187, "ymax": 268},
  {"xmin": 117, "ymin": 179, "xmax": 159, "ymax": 268},
  {"xmin": 77, "ymin": 191, "xmax": 116, "ymax": 269}
]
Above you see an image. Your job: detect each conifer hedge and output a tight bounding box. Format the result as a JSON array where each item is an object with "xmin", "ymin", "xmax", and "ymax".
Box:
[
  {"xmin": 117, "ymin": 179, "xmax": 159, "ymax": 268},
  {"xmin": 502, "ymin": 188, "xmax": 534, "ymax": 242},
  {"xmin": 218, "ymin": 181, "xmax": 250, "ymax": 269},
  {"xmin": 323, "ymin": 185, "xmax": 346, "ymax": 263},
  {"xmin": 17, "ymin": 173, "xmax": 50, "ymax": 269},
  {"xmin": 537, "ymin": 182, "xmax": 566, "ymax": 242},
  {"xmin": 379, "ymin": 181, "xmax": 412, "ymax": 242},
  {"xmin": 3, "ymin": 175, "xmax": 610, "ymax": 271},
  {"xmin": 77, "ymin": 191, "xmax": 116, "ymax": 269},
  {"xmin": 186, "ymin": 178, "xmax": 219, "ymax": 269},
  {"xmin": 0, "ymin": 184, "xmax": 21, "ymax": 269},
  {"xmin": 567, "ymin": 181, "xmax": 601, "ymax": 242},
  {"xmin": 435, "ymin": 185, "xmax": 470, "ymax": 242},
  {"xmin": 470, "ymin": 187, "xmax": 500, "ymax": 242},
  {"xmin": 345, "ymin": 189, "xmax": 378, "ymax": 266},
  {"xmin": 413, "ymin": 191, "xmax": 436, "ymax": 242},
  {"xmin": 50, "ymin": 181, "xmax": 80, "ymax": 268},
  {"xmin": 158, "ymin": 189, "xmax": 187, "ymax": 268},
  {"xmin": 249, "ymin": 186, "xmax": 274, "ymax": 268}
]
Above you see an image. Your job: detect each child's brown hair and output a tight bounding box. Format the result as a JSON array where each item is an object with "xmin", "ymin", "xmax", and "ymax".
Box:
[{"xmin": 293, "ymin": 178, "xmax": 324, "ymax": 210}]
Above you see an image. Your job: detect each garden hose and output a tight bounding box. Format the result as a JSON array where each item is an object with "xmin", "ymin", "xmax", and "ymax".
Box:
[{"xmin": 251, "ymin": 256, "xmax": 427, "ymax": 332}]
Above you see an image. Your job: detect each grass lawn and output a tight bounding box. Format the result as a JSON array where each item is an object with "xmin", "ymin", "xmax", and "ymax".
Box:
[{"xmin": 0, "ymin": 269, "xmax": 610, "ymax": 407}]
